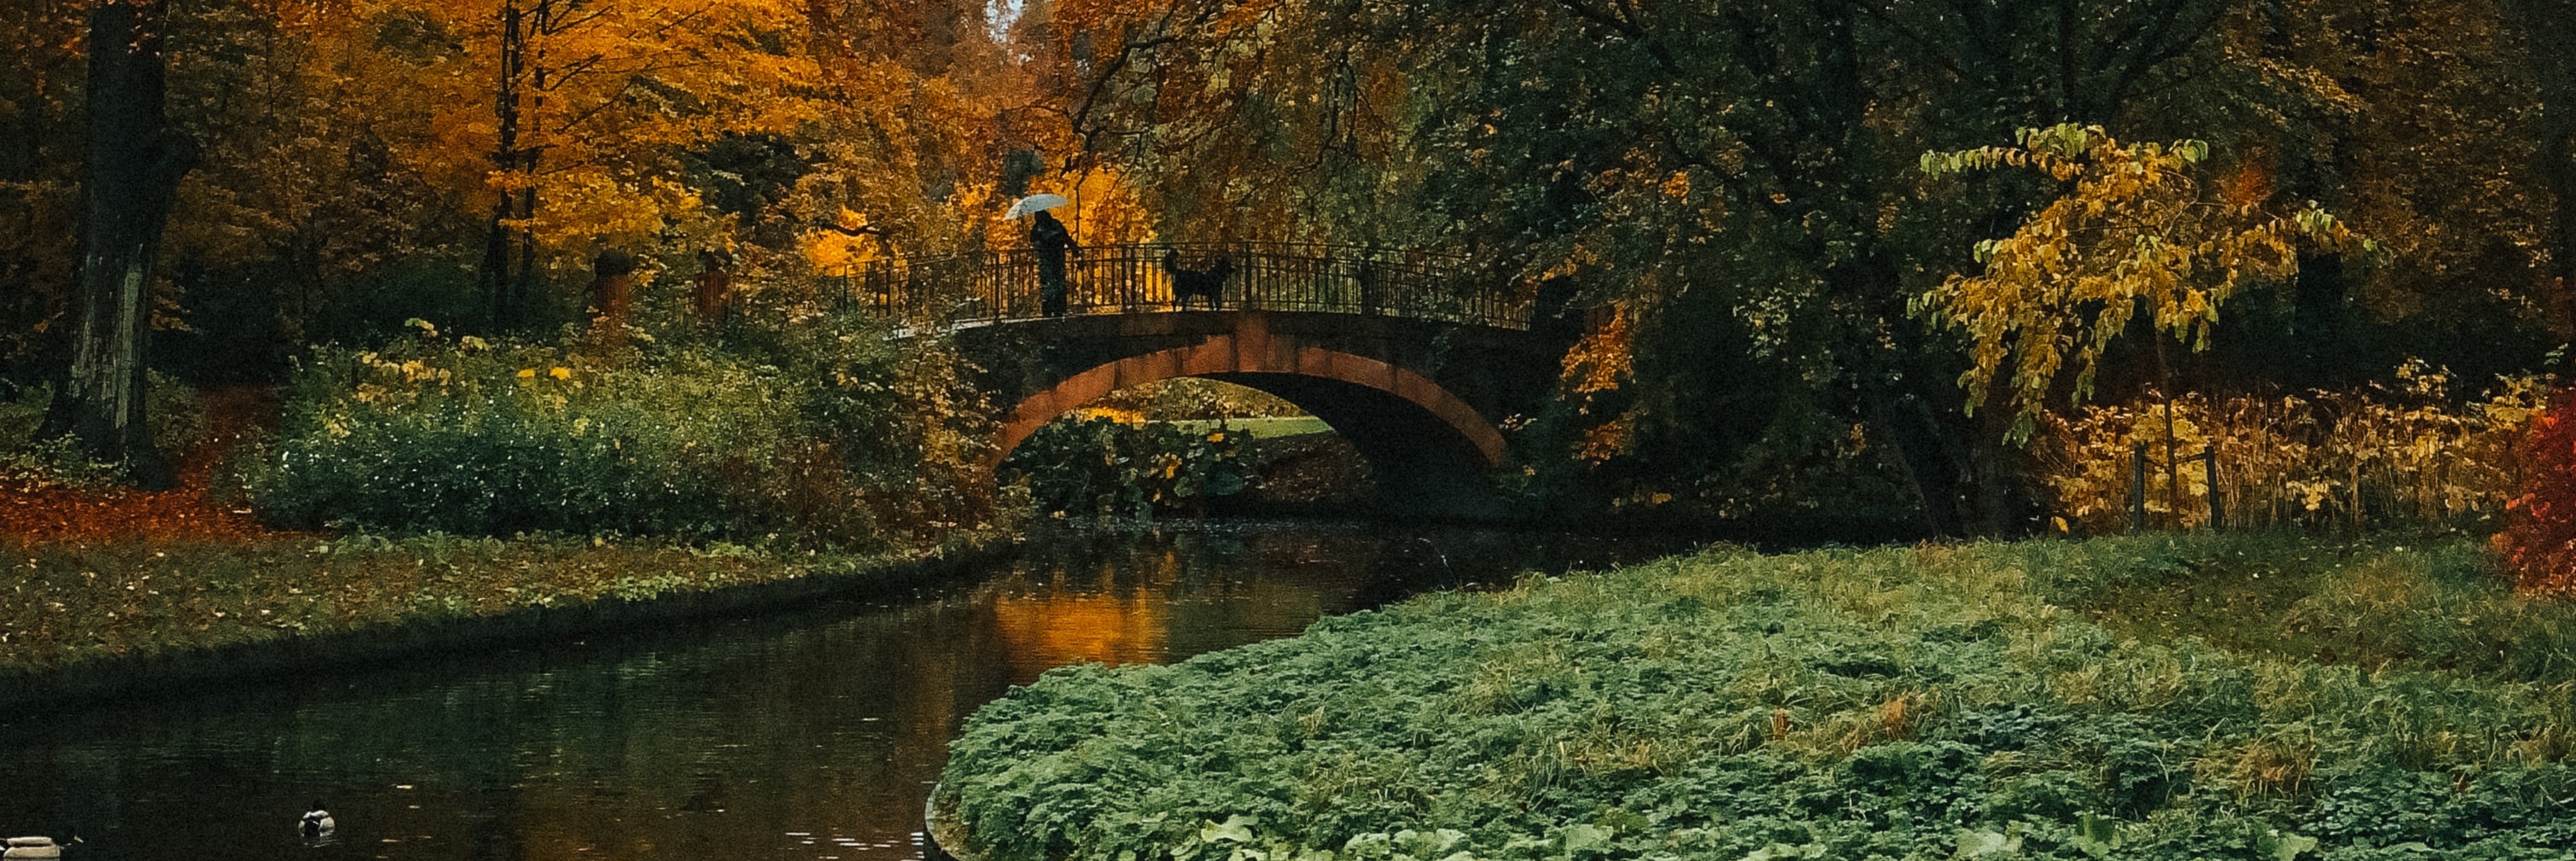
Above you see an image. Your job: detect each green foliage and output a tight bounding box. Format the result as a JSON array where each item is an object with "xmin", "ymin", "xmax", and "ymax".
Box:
[
  {"xmin": 941, "ymin": 535, "xmax": 2576, "ymax": 861},
  {"xmin": 243, "ymin": 316, "xmax": 995, "ymax": 546},
  {"xmin": 1086, "ymin": 379, "xmax": 1308, "ymax": 422},
  {"xmin": 0, "ymin": 435, "xmax": 129, "ymax": 490},
  {"xmin": 143, "ymin": 369, "xmax": 207, "ymax": 457},
  {"xmin": 0, "ymin": 373, "xmax": 205, "ymax": 490},
  {"xmin": 1005, "ymin": 417, "xmax": 1255, "ymax": 519},
  {"xmin": 0, "ymin": 384, "xmax": 116, "ymax": 488}
]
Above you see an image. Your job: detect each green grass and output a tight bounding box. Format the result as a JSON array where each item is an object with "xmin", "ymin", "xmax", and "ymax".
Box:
[
  {"xmin": 937, "ymin": 534, "xmax": 2576, "ymax": 861},
  {"xmin": 1167, "ymin": 417, "xmax": 1337, "ymax": 439},
  {"xmin": 0, "ymin": 533, "xmax": 931, "ymax": 672}
]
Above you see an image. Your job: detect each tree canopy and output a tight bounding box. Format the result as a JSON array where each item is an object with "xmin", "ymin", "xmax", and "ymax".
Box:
[{"xmin": 3, "ymin": 0, "xmax": 2566, "ymax": 532}]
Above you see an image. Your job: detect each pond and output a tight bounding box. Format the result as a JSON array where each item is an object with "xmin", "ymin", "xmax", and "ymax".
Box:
[{"xmin": 0, "ymin": 522, "xmax": 1693, "ymax": 861}]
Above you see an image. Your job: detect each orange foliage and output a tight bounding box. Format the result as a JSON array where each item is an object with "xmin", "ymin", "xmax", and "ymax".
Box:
[
  {"xmin": 2497, "ymin": 386, "xmax": 2576, "ymax": 597},
  {"xmin": 1559, "ymin": 303, "xmax": 1636, "ymax": 463}
]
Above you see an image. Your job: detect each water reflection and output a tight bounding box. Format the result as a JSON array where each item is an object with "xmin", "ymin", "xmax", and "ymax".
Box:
[{"xmin": 0, "ymin": 523, "xmax": 1688, "ymax": 861}]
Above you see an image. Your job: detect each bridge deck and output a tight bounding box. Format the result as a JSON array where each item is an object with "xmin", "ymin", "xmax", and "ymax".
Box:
[{"xmin": 825, "ymin": 242, "xmax": 1532, "ymax": 330}]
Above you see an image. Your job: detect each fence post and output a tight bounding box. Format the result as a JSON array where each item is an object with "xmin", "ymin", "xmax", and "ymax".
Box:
[
  {"xmin": 2202, "ymin": 445, "xmax": 2220, "ymax": 531},
  {"xmin": 2130, "ymin": 440, "xmax": 2149, "ymax": 532}
]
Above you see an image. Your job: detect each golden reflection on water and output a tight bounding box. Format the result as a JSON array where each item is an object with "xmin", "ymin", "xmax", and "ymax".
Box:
[{"xmin": 991, "ymin": 590, "xmax": 1171, "ymax": 674}]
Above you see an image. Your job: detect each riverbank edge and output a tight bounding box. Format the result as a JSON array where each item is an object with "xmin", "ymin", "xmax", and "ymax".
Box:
[
  {"xmin": 0, "ymin": 539, "xmax": 1012, "ymax": 707},
  {"xmin": 925, "ymin": 782, "xmax": 980, "ymax": 861}
]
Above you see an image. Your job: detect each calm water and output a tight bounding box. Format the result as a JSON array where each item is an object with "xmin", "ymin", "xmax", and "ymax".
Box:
[{"xmin": 0, "ymin": 522, "xmax": 1689, "ymax": 861}]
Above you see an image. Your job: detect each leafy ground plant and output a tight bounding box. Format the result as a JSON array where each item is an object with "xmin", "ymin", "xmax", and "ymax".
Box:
[{"xmin": 939, "ymin": 534, "xmax": 2576, "ymax": 861}]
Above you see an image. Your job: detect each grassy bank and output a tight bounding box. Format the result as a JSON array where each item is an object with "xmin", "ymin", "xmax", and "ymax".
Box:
[
  {"xmin": 0, "ymin": 532, "xmax": 959, "ymax": 676},
  {"xmin": 937, "ymin": 534, "xmax": 2576, "ymax": 861}
]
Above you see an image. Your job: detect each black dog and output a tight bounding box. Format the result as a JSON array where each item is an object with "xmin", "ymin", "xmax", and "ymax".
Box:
[{"xmin": 1163, "ymin": 251, "xmax": 1235, "ymax": 309}]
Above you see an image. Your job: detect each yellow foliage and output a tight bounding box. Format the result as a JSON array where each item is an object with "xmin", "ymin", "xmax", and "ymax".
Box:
[
  {"xmin": 980, "ymin": 166, "xmax": 1161, "ymax": 252},
  {"xmin": 1915, "ymin": 125, "xmax": 2374, "ymax": 440},
  {"xmin": 1576, "ymin": 413, "xmax": 1637, "ymax": 465},
  {"xmin": 1659, "ymin": 171, "xmax": 1692, "ymax": 200},
  {"xmin": 801, "ymin": 230, "xmax": 883, "ymax": 277},
  {"xmin": 2034, "ymin": 363, "xmax": 2549, "ymax": 532}
]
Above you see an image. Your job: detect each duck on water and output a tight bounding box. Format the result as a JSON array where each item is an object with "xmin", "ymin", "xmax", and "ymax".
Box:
[
  {"xmin": 3, "ymin": 837, "xmax": 65, "ymax": 859},
  {"xmin": 300, "ymin": 803, "xmax": 335, "ymax": 841}
]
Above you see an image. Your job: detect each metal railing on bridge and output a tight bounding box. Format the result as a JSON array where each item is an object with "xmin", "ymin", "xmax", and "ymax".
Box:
[{"xmin": 825, "ymin": 242, "xmax": 1531, "ymax": 330}]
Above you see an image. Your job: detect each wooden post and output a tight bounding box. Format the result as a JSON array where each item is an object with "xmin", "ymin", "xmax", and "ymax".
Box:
[
  {"xmin": 2202, "ymin": 445, "xmax": 2220, "ymax": 531},
  {"xmin": 694, "ymin": 248, "xmax": 732, "ymax": 325},
  {"xmin": 589, "ymin": 249, "xmax": 636, "ymax": 328},
  {"xmin": 2130, "ymin": 440, "xmax": 2149, "ymax": 532}
]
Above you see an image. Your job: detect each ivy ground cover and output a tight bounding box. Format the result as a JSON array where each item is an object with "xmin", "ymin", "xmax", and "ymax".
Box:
[{"xmin": 939, "ymin": 535, "xmax": 2576, "ymax": 861}]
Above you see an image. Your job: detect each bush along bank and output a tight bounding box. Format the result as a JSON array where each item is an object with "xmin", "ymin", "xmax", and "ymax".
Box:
[
  {"xmin": 936, "ymin": 534, "xmax": 2576, "ymax": 861},
  {"xmin": 0, "ymin": 531, "xmax": 994, "ymax": 704},
  {"xmin": 245, "ymin": 315, "xmax": 999, "ymax": 548},
  {"xmin": 1005, "ymin": 416, "xmax": 1256, "ymax": 520}
]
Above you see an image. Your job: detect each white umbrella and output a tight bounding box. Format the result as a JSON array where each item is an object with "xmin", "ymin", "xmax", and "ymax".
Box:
[{"xmin": 1005, "ymin": 193, "xmax": 1070, "ymax": 219}]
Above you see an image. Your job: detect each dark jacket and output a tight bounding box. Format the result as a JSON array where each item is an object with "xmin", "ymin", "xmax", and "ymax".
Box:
[{"xmin": 1030, "ymin": 212, "xmax": 1077, "ymax": 257}]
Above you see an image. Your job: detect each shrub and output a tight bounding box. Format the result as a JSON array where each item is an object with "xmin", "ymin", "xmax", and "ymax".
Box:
[
  {"xmin": 2497, "ymin": 385, "xmax": 2576, "ymax": 596},
  {"xmin": 144, "ymin": 369, "xmax": 207, "ymax": 457},
  {"xmin": 244, "ymin": 315, "xmax": 996, "ymax": 546},
  {"xmin": 2036, "ymin": 362, "xmax": 2544, "ymax": 533},
  {"xmin": 1005, "ymin": 416, "xmax": 1253, "ymax": 518},
  {"xmin": 0, "ymin": 435, "xmax": 125, "ymax": 489}
]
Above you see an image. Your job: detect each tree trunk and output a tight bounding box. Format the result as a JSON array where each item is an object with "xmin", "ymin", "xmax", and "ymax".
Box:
[
  {"xmin": 477, "ymin": 0, "xmax": 528, "ymax": 332},
  {"xmin": 47, "ymin": 0, "xmax": 195, "ymax": 488}
]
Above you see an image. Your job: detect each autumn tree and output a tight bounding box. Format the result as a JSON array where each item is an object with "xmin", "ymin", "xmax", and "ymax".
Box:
[
  {"xmin": 1913, "ymin": 124, "xmax": 2371, "ymax": 437},
  {"xmin": 2183, "ymin": 0, "xmax": 2557, "ymax": 387},
  {"xmin": 464, "ymin": 0, "xmax": 755, "ymax": 330},
  {"xmin": 337, "ymin": 0, "xmax": 841, "ymax": 331}
]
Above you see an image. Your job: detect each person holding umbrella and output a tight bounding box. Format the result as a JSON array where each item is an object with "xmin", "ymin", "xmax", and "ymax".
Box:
[{"xmin": 1009, "ymin": 194, "xmax": 1078, "ymax": 317}]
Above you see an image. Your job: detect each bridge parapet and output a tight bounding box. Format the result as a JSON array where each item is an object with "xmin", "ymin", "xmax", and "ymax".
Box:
[{"xmin": 826, "ymin": 242, "xmax": 1531, "ymax": 330}]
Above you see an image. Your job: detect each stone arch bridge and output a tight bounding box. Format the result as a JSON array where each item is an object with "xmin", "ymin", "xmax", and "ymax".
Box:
[{"xmin": 834, "ymin": 242, "xmax": 1567, "ymax": 519}]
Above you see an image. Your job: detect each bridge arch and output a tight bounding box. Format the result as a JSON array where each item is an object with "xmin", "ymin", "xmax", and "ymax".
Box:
[{"xmin": 990, "ymin": 323, "xmax": 1509, "ymax": 518}]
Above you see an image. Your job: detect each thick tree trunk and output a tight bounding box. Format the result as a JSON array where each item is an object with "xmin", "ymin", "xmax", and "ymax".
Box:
[{"xmin": 48, "ymin": 0, "xmax": 195, "ymax": 488}]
